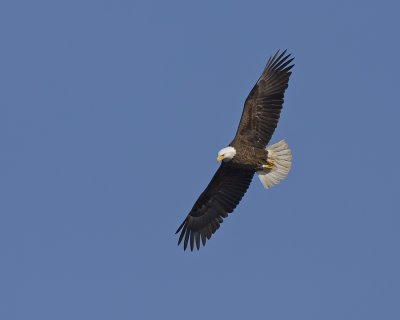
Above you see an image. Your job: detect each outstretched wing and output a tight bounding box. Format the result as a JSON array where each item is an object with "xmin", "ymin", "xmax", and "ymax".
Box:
[
  {"xmin": 231, "ymin": 50, "xmax": 294, "ymax": 148},
  {"xmin": 176, "ymin": 163, "xmax": 254, "ymax": 251}
]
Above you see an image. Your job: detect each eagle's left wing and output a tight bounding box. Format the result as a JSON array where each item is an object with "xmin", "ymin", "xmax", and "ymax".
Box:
[
  {"xmin": 176, "ymin": 163, "xmax": 254, "ymax": 251},
  {"xmin": 231, "ymin": 50, "xmax": 294, "ymax": 148}
]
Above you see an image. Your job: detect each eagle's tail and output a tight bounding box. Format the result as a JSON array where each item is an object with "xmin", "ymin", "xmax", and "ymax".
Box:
[{"xmin": 257, "ymin": 140, "xmax": 292, "ymax": 189}]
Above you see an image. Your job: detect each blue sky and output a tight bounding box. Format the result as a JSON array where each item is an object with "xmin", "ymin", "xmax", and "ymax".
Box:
[{"xmin": 1, "ymin": 1, "xmax": 399, "ymax": 319}]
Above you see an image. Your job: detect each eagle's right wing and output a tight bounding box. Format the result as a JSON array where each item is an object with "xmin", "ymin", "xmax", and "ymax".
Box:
[{"xmin": 176, "ymin": 163, "xmax": 254, "ymax": 251}]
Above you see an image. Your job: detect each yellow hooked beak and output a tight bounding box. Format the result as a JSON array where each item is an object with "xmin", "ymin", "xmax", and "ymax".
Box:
[{"xmin": 217, "ymin": 154, "xmax": 224, "ymax": 162}]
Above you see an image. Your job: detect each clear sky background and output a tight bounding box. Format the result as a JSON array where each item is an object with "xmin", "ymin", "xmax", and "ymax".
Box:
[{"xmin": 1, "ymin": 1, "xmax": 399, "ymax": 319}]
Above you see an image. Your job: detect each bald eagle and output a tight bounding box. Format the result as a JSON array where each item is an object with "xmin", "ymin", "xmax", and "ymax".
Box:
[{"xmin": 176, "ymin": 50, "xmax": 294, "ymax": 251}]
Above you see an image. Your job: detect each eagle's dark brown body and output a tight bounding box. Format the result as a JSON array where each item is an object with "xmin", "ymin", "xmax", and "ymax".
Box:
[{"xmin": 228, "ymin": 144, "xmax": 268, "ymax": 171}]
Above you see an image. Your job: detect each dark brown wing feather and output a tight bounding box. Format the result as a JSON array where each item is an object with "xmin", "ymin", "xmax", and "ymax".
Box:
[
  {"xmin": 231, "ymin": 50, "xmax": 294, "ymax": 148},
  {"xmin": 176, "ymin": 163, "xmax": 254, "ymax": 251}
]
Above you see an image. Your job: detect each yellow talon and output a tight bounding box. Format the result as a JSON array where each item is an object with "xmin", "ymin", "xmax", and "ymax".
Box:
[{"xmin": 264, "ymin": 159, "xmax": 274, "ymax": 170}]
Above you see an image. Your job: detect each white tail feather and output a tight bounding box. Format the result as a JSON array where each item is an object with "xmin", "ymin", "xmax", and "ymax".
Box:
[{"xmin": 257, "ymin": 140, "xmax": 292, "ymax": 189}]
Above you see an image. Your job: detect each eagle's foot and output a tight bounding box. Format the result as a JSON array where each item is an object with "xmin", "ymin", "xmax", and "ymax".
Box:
[{"xmin": 263, "ymin": 159, "xmax": 275, "ymax": 170}]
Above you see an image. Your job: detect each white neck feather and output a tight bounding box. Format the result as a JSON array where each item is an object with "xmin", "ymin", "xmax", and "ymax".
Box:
[{"xmin": 218, "ymin": 146, "xmax": 236, "ymax": 162}]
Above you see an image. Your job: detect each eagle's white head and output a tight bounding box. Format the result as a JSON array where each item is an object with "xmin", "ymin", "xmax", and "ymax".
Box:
[{"xmin": 217, "ymin": 146, "xmax": 236, "ymax": 162}]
